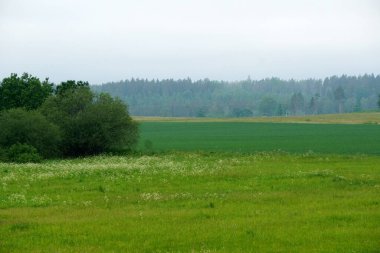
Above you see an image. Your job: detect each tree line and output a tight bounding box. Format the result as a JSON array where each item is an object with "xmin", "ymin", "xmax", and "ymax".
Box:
[
  {"xmin": 0, "ymin": 73, "xmax": 138, "ymax": 163},
  {"xmin": 93, "ymin": 74, "xmax": 380, "ymax": 117}
]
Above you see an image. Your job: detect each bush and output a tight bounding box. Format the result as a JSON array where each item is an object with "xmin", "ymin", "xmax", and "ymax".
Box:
[
  {"xmin": 0, "ymin": 147, "xmax": 7, "ymax": 161},
  {"xmin": 40, "ymin": 85, "xmax": 138, "ymax": 156},
  {"xmin": 0, "ymin": 108, "xmax": 61, "ymax": 158},
  {"xmin": 0, "ymin": 77, "xmax": 138, "ymax": 159},
  {"xmin": 6, "ymin": 143, "xmax": 42, "ymax": 163}
]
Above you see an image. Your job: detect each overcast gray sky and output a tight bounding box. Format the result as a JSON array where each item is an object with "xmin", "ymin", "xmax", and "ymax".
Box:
[{"xmin": 1, "ymin": 0, "xmax": 379, "ymax": 84}]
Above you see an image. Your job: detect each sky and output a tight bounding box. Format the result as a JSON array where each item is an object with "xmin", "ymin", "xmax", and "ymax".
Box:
[{"xmin": 0, "ymin": 0, "xmax": 379, "ymax": 84}]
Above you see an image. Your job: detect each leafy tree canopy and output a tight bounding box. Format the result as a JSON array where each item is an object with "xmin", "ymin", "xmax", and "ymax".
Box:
[
  {"xmin": 41, "ymin": 85, "xmax": 138, "ymax": 156},
  {"xmin": 55, "ymin": 80, "xmax": 89, "ymax": 96},
  {"xmin": 0, "ymin": 73, "xmax": 53, "ymax": 111}
]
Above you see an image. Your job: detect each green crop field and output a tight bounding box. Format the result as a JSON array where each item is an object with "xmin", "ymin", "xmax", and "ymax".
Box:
[
  {"xmin": 1, "ymin": 153, "xmax": 380, "ymax": 252},
  {"xmin": 138, "ymin": 122, "xmax": 380, "ymax": 154}
]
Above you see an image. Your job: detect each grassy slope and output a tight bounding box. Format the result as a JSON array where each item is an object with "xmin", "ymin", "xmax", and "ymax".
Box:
[
  {"xmin": 1, "ymin": 153, "xmax": 379, "ymax": 252},
  {"xmin": 138, "ymin": 122, "xmax": 380, "ymax": 154},
  {"xmin": 134, "ymin": 112, "xmax": 380, "ymax": 124}
]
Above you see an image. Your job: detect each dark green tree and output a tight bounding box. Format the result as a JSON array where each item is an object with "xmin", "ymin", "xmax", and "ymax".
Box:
[
  {"xmin": 41, "ymin": 84, "xmax": 138, "ymax": 156},
  {"xmin": 378, "ymin": 94, "xmax": 380, "ymax": 110},
  {"xmin": 0, "ymin": 73, "xmax": 53, "ymax": 110},
  {"xmin": 55, "ymin": 80, "xmax": 89, "ymax": 96},
  {"xmin": 0, "ymin": 108, "xmax": 62, "ymax": 158}
]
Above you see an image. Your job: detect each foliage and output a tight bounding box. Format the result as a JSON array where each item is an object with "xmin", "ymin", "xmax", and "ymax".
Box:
[
  {"xmin": 41, "ymin": 85, "xmax": 138, "ymax": 156},
  {"xmin": 5, "ymin": 143, "xmax": 42, "ymax": 163},
  {"xmin": 0, "ymin": 153, "xmax": 379, "ymax": 252},
  {"xmin": 0, "ymin": 108, "xmax": 61, "ymax": 158},
  {"xmin": 0, "ymin": 73, "xmax": 53, "ymax": 111},
  {"xmin": 0, "ymin": 74, "xmax": 138, "ymax": 159},
  {"xmin": 55, "ymin": 80, "xmax": 89, "ymax": 96},
  {"xmin": 0, "ymin": 147, "xmax": 6, "ymax": 161}
]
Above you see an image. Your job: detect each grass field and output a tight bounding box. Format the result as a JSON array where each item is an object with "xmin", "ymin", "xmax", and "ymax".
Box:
[
  {"xmin": 138, "ymin": 122, "xmax": 380, "ymax": 154},
  {"xmin": 1, "ymin": 153, "xmax": 380, "ymax": 252}
]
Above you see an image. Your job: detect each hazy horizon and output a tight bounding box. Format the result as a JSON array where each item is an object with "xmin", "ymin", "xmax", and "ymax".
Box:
[{"xmin": 1, "ymin": 0, "xmax": 380, "ymax": 84}]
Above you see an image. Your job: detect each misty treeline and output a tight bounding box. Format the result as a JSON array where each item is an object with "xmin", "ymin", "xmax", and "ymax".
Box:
[{"xmin": 93, "ymin": 74, "xmax": 380, "ymax": 117}]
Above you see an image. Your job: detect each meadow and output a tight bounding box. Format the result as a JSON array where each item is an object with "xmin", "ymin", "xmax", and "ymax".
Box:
[
  {"xmin": 1, "ymin": 153, "xmax": 379, "ymax": 252},
  {"xmin": 1, "ymin": 114, "xmax": 380, "ymax": 252}
]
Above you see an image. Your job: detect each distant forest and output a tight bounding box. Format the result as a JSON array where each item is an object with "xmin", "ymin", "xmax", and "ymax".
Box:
[{"xmin": 92, "ymin": 74, "xmax": 380, "ymax": 117}]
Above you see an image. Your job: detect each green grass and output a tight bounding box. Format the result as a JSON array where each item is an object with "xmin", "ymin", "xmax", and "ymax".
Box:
[
  {"xmin": 0, "ymin": 153, "xmax": 379, "ymax": 252},
  {"xmin": 138, "ymin": 122, "xmax": 380, "ymax": 154}
]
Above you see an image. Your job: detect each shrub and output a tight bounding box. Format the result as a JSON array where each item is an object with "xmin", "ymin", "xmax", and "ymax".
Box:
[
  {"xmin": 40, "ymin": 85, "xmax": 138, "ymax": 156},
  {"xmin": 0, "ymin": 77, "xmax": 138, "ymax": 159},
  {"xmin": 6, "ymin": 143, "xmax": 42, "ymax": 163},
  {"xmin": 0, "ymin": 108, "xmax": 61, "ymax": 158},
  {"xmin": 0, "ymin": 147, "xmax": 7, "ymax": 161}
]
